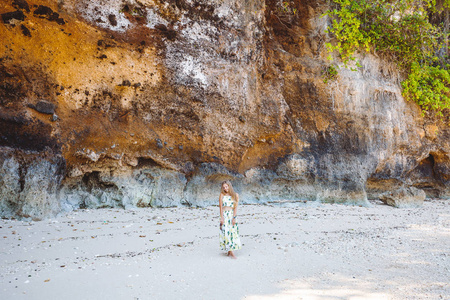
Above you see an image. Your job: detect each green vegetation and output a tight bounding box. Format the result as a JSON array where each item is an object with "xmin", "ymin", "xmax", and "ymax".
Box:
[
  {"xmin": 324, "ymin": 0, "xmax": 450, "ymax": 116},
  {"xmin": 279, "ymin": 1, "xmax": 298, "ymax": 15},
  {"xmin": 322, "ymin": 65, "xmax": 339, "ymax": 83},
  {"xmin": 402, "ymin": 62, "xmax": 450, "ymax": 112}
]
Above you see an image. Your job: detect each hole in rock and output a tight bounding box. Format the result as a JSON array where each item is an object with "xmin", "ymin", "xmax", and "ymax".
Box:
[
  {"xmin": 411, "ymin": 153, "xmax": 443, "ymax": 198},
  {"xmin": 415, "ymin": 154, "xmax": 435, "ymax": 179},
  {"xmin": 82, "ymin": 171, "xmax": 117, "ymax": 190},
  {"xmin": 137, "ymin": 157, "xmax": 159, "ymax": 168}
]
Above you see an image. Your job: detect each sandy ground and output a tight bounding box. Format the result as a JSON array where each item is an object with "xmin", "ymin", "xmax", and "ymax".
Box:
[{"xmin": 1, "ymin": 200, "xmax": 449, "ymax": 300}]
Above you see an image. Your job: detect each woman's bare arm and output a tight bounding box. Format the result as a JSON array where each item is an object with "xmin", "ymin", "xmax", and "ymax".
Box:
[
  {"xmin": 219, "ymin": 193, "xmax": 224, "ymax": 223},
  {"xmin": 233, "ymin": 193, "xmax": 239, "ymax": 224}
]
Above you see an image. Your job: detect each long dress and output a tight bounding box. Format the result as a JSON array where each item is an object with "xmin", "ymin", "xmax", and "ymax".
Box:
[{"xmin": 220, "ymin": 195, "xmax": 242, "ymax": 251}]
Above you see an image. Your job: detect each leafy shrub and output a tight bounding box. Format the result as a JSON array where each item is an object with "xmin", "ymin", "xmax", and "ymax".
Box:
[
  {"xmin": 324, "ymin": 0, "xmax": 450, "ymax": 115},
  {"xmin": 402, "ymin": 63, "xmax": 450, "ymax": 116}
]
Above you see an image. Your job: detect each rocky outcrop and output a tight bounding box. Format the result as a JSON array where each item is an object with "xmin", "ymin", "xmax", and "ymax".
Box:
[
  {"xmin": 380, "ymin": 187, "xmax": 426, "ymax": 208},
  {"xmin": 59, "ymin": 164, "xmax": 187, "ymax": 210},
  {"xmin": 0, "ymin": 0, "xmax": 449, "ymax": 219},
  {"xmin": 0, "ymin": 147, "xmax": 65, "ymax": 220}
]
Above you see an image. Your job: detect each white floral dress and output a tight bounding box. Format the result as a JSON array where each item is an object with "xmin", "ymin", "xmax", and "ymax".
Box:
[{"xmin": 220, "ymin": 195, "xmax": 242, "ymax": 251}]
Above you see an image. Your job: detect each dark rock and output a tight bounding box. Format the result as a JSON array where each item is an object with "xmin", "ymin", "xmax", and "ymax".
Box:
[
  {"xmin": 33, "ymin": 5, "xmax": 65, "ymax": 25},
  {"xmin": 12, "ymin": 0, "xmax": 30, "ymax": 12},
  {"xmin": 0, "ymin": 112, "xmax": 59, "ymax": 152},
  {"xmin": 155, "ymin": 24, "xmax": 177, "ymax": 41},
  {"xmin": 120, "ymin": 80, "xmax": 131, "ymax": 86},
  {"xmin": 97, "ymin": 39, "xmax": 115, "ymax": 48},
  {"xmin": 30, "ymin": 100, "xmax": 56, "ymax": 114},
  {"xmin": 156, "ymin": 139, "xmax": 163, "ymax": 149},
  {"xmin": 33, "ymin": 5, "xmax": 54, "ymax": 17},
  {"xmin": 239, "ymin": 116, "xmax": 246, "ymax": 123},
  {"xmin": 1, "ymin": 10, "xmax": 25, "ymax": 24},
  {"xmin": 108, "ymin": 14, "xmax": 117, "ymax": 26},
  {"xmin": 20, "ymin": 24, "xmax": 31, "ymax": 37}
]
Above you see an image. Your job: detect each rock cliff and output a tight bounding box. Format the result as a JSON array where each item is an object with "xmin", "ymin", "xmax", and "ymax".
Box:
[{"xmin": 1, "ymin": 0, "xmax": 449, "ymax": 219}]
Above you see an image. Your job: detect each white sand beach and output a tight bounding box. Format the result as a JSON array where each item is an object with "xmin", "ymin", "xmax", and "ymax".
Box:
[{"xmin": 1, "ymin": 200, "xmax": 449, "ymax": 300}]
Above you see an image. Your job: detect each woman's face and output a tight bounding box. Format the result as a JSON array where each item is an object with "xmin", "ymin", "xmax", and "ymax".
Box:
[{"xmin": 222, "ymin": 183, "xmax": 229, "ymax": 193}]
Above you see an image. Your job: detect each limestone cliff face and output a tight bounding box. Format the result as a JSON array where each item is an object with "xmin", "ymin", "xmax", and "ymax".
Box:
[{"xmin": 0, "ymin": 0, "xmax": 449, "ymax": 219}]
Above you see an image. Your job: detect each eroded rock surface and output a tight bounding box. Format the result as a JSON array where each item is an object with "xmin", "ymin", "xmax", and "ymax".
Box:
[
  {"xmin": 379, "ymin": 187, "xmax": 426, "ymax": 208},
  {"xmin": 0, "ymin": 0, "xmax": 449, "ymax": 219},
  {"xmin": 0, "ymin": 147, "xmax": 65, "ymax": 220}
]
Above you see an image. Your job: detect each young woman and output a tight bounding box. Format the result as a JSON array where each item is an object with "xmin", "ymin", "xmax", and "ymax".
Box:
[{"xmin": 219, "ymin": 180, "xmax": 242, "ymax": 258}]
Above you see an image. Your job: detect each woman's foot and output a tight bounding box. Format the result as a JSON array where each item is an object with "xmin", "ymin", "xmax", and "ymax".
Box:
[{"xmin": 228, "ymin": 251, "xmax": 237, "ymax": 259}]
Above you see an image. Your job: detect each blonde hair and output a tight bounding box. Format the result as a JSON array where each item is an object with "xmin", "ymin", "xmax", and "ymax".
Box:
[{"xmin": 221, "ymin": 180, "xmax": 238, "ymax": 205}]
